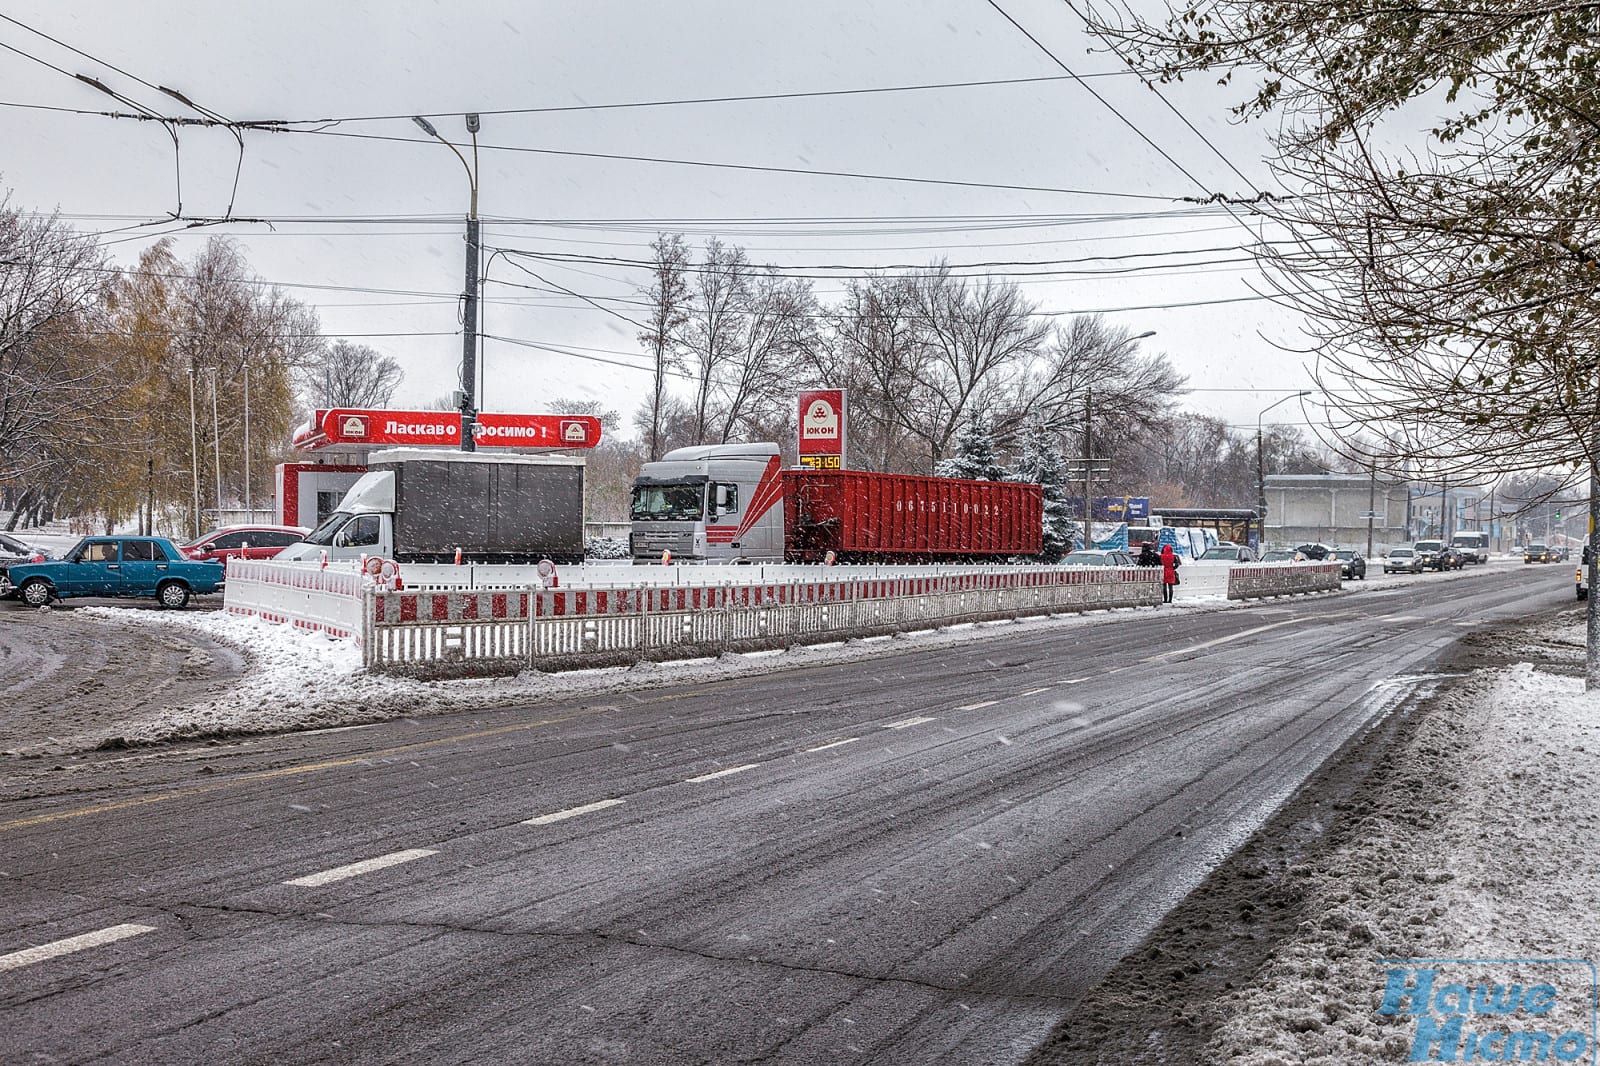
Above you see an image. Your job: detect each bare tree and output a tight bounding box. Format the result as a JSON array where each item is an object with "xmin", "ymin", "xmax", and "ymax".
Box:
[
  {"xmin": 681, "ymin": 238, "xmax": 748, "ymax": 445},
  {"xmin": 0, "ymin": 198, "xmax": 117, "ymax": 489},
  {"xmin": 819, "ymin": 273, "xmax": 926, "ymax": 471},
  {"xmin": 900, "ymin": 265, "xmax": 1051, "ymax": 468},
  {"xmin": 1084, "ymin": 0, "xmax": 1600, "ymax": 682},
  {"xmin": 709, "ymin": 271, "xmax": 819, "ymax": 444},
  {"xmin": 636, "ymin": 233, "xmax": 692, "ymax": 461},
  {"xmin": 300, "ymin": 340, "xmax": 403, "ymax": 410}
]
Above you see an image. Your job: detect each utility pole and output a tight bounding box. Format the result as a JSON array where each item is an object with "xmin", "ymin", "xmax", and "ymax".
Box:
[
  {"xmin": 210, "ymin": 367, "xmax": 224, "ymax": 523},
  {"xmin": 188, "ymin": 366, "xmax": 201, "ymax": 539},
  {"xmin": 243, "ymin": 363, "xmax": 252, "ymax": 519},
  {"xmin": 412, "ymin": 113, "xmax": 481, "ymax": 452},
  {"xmin": 1366, "ymin": 461, "xmax": 1376, "ymax": 558},
  {"xmin": 1082, "ymin": 386, "xmax": 1092, "ymax": 550}
]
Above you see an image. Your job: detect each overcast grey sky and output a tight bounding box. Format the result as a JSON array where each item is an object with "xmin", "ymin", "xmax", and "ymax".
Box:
[{"xmin": 1, "ymin": 0, "xmax": 1320, "ymax": 439}]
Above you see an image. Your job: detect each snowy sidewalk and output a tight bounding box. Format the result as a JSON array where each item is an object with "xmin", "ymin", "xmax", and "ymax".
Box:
[{"xmin": 1032, "ymin": 612, "xmax": 1600, "ymax": 1064}]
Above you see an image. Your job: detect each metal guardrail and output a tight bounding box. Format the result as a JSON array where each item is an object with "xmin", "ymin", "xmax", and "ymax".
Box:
[{"xmin": 361, "ymin": 568, "xmax": 1163, "ymax": 679}]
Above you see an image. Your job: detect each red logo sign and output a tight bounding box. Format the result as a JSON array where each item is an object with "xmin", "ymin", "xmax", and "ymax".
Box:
[
  {"xmin": 798, "ymin": 390, "xmax": 846, "ymax": 460},
  {"xmin": 473, "ymin": 414, "xmax": 600, "ymax": 448},
  {"xmin": 305, "ymin": 409, "xmax": 602, "ymax": 450}
]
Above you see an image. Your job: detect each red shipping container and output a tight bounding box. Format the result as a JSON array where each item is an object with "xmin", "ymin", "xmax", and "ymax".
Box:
[{"xmin": 781, "ymin": 470, "xmax": 1042, "ymax": 562}]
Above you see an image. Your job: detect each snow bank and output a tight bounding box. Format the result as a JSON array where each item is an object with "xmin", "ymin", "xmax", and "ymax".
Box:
[
  {"xmin": 72, "ymin": 599, "xmax": 1234, "ymax": 748},
  {"xmin": 1204, "ymin": 636, "xmax": 1600, "ymax": 1063}
]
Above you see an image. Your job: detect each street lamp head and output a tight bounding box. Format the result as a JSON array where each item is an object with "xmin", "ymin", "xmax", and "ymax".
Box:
[
  {"xmin": 1133, "ymin": 330, "xmax": 1157, "ymax": 340},
  {"xmin": 465, "ymin": 112, "xmax": 481, "ymax": 134},
  {"xmin": 411, "ymin": 115, "xmax": 440, "ymax": 139}
]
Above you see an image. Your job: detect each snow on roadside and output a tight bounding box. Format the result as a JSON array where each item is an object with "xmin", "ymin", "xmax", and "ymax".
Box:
[
  {"xmin": 71, "ymin": 598, "xmax": 1242, "ymax": 748},
  {"xmin": 1203, "ymin": 621, "xmax": 1600, "ymax": 1064}
]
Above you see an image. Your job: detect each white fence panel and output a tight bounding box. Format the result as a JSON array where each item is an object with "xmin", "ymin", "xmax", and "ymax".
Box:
[{"xmin": 224, "ymin": 559, "xmax": 365, "ymax": 643}]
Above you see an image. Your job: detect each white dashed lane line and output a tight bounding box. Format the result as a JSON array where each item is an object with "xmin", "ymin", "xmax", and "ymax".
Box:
[
  {"xmin": 522, "ymin": 799, "xmax": 625, "ymax": 826},
  {"xmin": 0, "ymin": 923, "xmax": 156, "ymax": 973},
  {"xmin": 805, "ymin": 737, "xmax": 861, "ymax": 753},
  {"xmin": 1019, "ymin": 687, "xmax": 1052, "ymax": 697},
  {"xmin": 884, "ymin": 716, "xmax": 937, "ymax": 730},
  {"xmin": 956, "ymin": 700, "xmax": 999, "ymax": 711},
  {"xmin": 685, "ymin": 764, "xmax": 761, "ymax": 783},
  {"xmin": 282, "ymin": 848, "xmax": 438, "ymax": 887}
]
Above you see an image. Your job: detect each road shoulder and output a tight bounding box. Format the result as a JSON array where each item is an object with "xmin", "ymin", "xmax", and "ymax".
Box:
[{"xmin": 1025, "ymin": 603, "xmax": 1599, "ymax": 1065}]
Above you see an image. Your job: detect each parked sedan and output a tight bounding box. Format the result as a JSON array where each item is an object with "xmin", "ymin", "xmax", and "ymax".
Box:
[
  {"xmin": 1330, "ymin": 549, "xmax": 1367, "ymax": 579},
  {"xmin": 1062, "ymin": 549, "xmax": 1137, "ymax": 566},
  {"xmin": 3, "ymin": 536, "xmax": 224, "ymax": 609},
  {"xmin": 180, "ymin": 524, "xmax": 309, "ymax": 563},
  {"xmin": 1384, "ymin": 548, "xmax": 1425, "ymax": 574}
]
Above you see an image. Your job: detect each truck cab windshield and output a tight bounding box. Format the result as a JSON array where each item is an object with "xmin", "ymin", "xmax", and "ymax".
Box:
[
  {"xmin": 631, "ymin": 483, "xmax": 704, "ymax": 521},
  {"xmin": 303, "ymin": 512, "xmax": 353, "ymax": 546}
]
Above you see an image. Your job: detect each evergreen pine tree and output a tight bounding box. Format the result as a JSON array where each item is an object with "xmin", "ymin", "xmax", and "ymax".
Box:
[
  {"xmin": 935, "ymin": 420, "xmax": 1007, "ymax": 481},
  {"xmin": 1009, "ymin": 421, "xmax": 1074, "ymax": 560}
]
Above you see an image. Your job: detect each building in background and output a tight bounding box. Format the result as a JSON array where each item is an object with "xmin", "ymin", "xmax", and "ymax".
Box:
[{"xmin": 1262, "ymin": 473, "xmax": 1412, "ymax": 553}]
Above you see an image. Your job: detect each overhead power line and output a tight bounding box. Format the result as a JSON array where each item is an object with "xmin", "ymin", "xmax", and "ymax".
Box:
[{"xmin": 284, "ymin": 125, "xmax": 1189, "ymax": 201}]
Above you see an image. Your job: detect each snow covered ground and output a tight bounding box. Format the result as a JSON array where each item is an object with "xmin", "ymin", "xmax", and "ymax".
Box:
[
  {"xmin": 70, "ymin": 599, "xmax": 1244, "ymax": 750},
  {"xmin": 1199, "ymin": 618, "xmax": 1600, "ymax": 1063}
]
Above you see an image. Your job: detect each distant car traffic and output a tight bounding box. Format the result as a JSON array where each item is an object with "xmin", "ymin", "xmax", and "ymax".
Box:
[
  {"xmin": 1524, "ymin": 543, "xmax": 1554, "ymax": 563},
  {"xmin": 1437, "ymin": 546, "xmax": 1467, "ymax": 570},
  {"xmin": 1330, "ymin": 549, "xmax": 1367, "ymax": 579},
  {"xmin": 180, "ymin": 524, "xmax": 309, "ymax": 563},
  {"xmin": 1260, "ymin": 549, "xmax": 1303, "ymax": 563},
  {"xmin": 2, "ymin": 536, "xmax": 224, "ymax": 609},
  {"xmin": 1195, "ymin": 545, "xmax": 1256, "ymax": 563},
  {"xmin": 1412, "ymin": 539, "xmax": 1447, "ymax": 569},
  {"xmin": 1062, "ymin": 549, "xmax": 1137, "ymax": 566},
  {"xmin": 1384, "ymin": 548, "xmax": 1425, "ymax": 574},
  {"xmin": 1293, "ymin": 543, "xmax": 1335, "ymax": 561}
]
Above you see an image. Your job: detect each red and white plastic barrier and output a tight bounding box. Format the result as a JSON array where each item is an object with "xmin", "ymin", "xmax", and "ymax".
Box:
[{"xmin": 224, "ymin": 558, "xmax": 366, "ymax": 642}]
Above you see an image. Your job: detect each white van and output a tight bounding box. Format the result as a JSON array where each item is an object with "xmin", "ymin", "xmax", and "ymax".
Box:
[{"xmin": 1450, "ymin": 531, "xmax": 1491, "ymax": 564}]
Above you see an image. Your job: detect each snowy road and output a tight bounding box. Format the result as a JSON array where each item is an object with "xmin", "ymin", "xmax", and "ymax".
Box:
[{"xmin": 0, "ymin": 564, "xmax": 1572, "ymax": 1064}]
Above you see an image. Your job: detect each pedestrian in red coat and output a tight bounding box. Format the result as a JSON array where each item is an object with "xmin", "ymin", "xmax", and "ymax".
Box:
[{"xmin": 1160, "ymin": 544, "xmax": 1180, "ymax": 603}]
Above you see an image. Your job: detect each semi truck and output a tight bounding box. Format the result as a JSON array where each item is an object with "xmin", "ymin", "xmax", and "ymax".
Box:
[
  {"xmin": 277, "ymin": 448, "xmax": 586, "ymax": 565},
  {"xmin": 629, "ymin": 443, "xmax": 1042, "ymax": 563}
]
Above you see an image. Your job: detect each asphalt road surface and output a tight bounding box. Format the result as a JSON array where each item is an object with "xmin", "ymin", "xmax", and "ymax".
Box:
[{"xmin": 0, "ymin": 565, "xmax": 1571, "ymax": 1065}]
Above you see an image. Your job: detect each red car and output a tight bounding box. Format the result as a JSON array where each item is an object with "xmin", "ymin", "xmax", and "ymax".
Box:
[{"xmin": 180, "ymin": 525, "xmax": 309, "ymax": 563}]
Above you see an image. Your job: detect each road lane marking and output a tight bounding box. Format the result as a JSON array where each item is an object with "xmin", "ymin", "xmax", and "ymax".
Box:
[
  {"xmin": 0, "ymin": 923, "xmax": 156, "ymax": 973},
  {"xmin": 956, "ymin": 700, "xmax": 999, "ymax": 711},
  {"xmin": 1055, "ymin": 677, "xmax": 1090, "ymax": 685},
  {"xmin": 1, "ymin": 712, "xmax": 599, "ymax": 834},
  {"xmin": 283, "ymin": 848, "xmax": 437, "ymax": 887},
  {"xmin": 522, "ymin": 799, "xmax": 624, "ymax": 826},
  {"xmin": 1141, "ymin": 619, "xmax": 1303, "ymax": 662},
  {"xmin": 686, "ymin": 764, "xmax": 760, "ymax": 783},
  {"xmin": 805, "ymin": 738, "xmax": 861, "ymax": 753},
  {"xmin": 884, "ymin": 716, "xmax": 937, "ymax": 730},
  {"xmin": 1019, "ymin": 687, "xmax": 1051, "ymax": 696}
]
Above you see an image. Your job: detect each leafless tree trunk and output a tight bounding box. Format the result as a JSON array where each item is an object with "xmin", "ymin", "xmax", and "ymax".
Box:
[{"xmin": 636, "ymin": 234, "xmax": 691, "ymax": 461}]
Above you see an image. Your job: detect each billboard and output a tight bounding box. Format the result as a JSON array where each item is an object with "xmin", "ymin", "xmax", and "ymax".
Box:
[
  {"xmin": 797, "ymin": 390, "xmax": 846, "ymax": 470},
  {"xmin": 295, "ymin": 409, "xmax": 602, "ymax": 451}
]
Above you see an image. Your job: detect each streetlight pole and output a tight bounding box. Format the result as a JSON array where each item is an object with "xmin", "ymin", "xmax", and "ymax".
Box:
[
  {"xmin": 413, "ymin": 113, "xmax": 482, "ymax": 452},
  {"xmin": 1257, "ymin": 390, "xmax": 1313, "ymax": 549}
]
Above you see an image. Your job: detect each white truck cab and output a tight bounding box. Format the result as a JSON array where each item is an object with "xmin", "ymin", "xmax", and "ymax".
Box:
[{"xmin": 630, "ymin": 443, "xmax": 785, "ymax": 563}]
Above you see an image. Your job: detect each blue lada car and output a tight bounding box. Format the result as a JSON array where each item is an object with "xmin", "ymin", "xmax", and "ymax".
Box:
[{"xmin": 1, "ymin": 536, "xmax": 224, "ymax": 609}]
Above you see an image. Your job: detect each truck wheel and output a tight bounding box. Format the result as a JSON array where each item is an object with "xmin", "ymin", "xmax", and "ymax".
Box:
[
  {"xmin": 1580, "ymin": 587, "xmax": 1589, "ymax": 600},
  {"xmin": 156, "ymin": 581, "xmax": 190, "ymax": 609},
  {"xmin": 19, "ymin": 579, "xmax": 53, "ymax": 607}
]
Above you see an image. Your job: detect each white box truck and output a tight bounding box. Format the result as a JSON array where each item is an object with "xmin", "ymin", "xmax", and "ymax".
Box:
[{"xmin": 277, "ymin": 448, "xmax": 586, "ymax": 565}]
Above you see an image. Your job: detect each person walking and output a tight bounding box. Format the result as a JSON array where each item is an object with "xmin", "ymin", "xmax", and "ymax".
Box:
[
  {"xmin": 1160, "ymin": 543, "xmax": 1181, "ymax": 603},
  {"xmin": 1137, "ymin": 541, "xmax": 1159, "ymax": 567}
]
